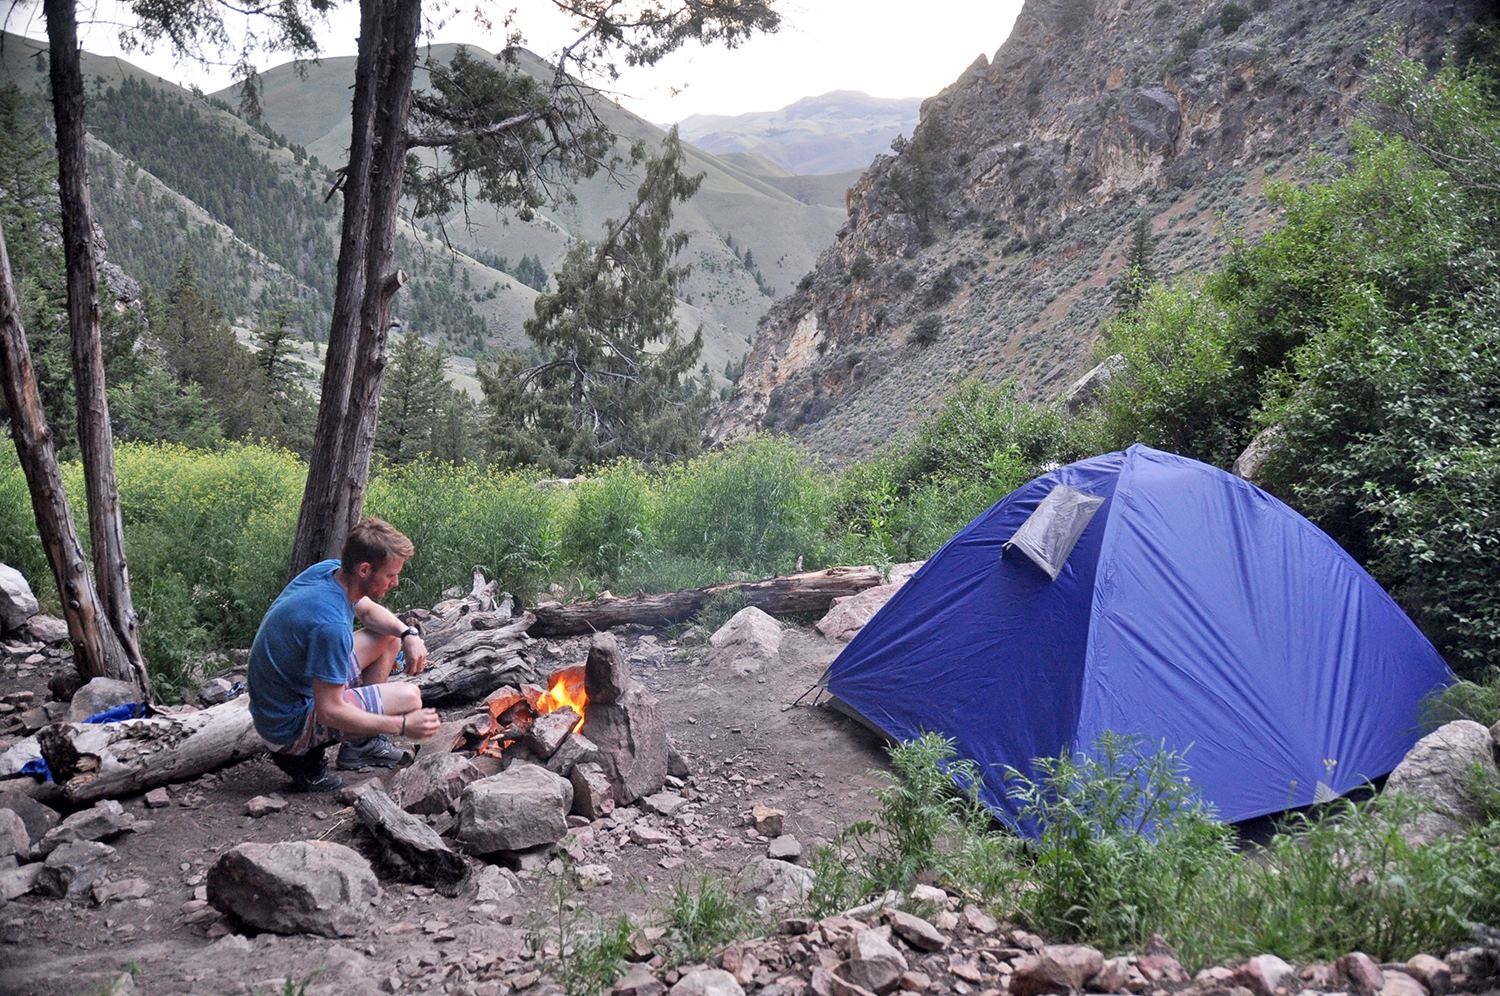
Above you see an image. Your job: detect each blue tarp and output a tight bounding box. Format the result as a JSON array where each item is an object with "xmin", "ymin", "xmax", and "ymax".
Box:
[{"xmin": 826, "ymin": 445, "xmax": 1454, "ymax": 833}]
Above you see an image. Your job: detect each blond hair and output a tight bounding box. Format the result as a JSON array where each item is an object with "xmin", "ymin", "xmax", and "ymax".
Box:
[{"xmin": 341, "ymin": 517, "xmax": 414, "ymax": 569}]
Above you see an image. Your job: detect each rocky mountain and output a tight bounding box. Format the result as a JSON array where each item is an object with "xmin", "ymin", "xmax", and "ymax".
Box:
[
  {"xmin": 677, "ymin": 90, "xmax": 922, "ymax": 174},
  {"xmin": 714, "ymin": 0, "xmax": 1487, "ymax": 462}
]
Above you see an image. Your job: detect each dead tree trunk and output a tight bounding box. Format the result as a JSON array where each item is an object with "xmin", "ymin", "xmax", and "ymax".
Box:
[
  {"xmin": 528, "ymin": 565, "xmax": 885, "ymax": 637},
  {"xmin": 44, "ymin": 0, "xmax": 151, "ymax": 699},
  {"xmin": 0, "ymin": 222, "xmax": 130, "ymax": 685},
  {"xmin": 289, "ymin": 0, "xmax": 422, "ymax": 573},
  {"xmin": 37, "ymin": 698, "xmax": 264, "ymax": 804}
]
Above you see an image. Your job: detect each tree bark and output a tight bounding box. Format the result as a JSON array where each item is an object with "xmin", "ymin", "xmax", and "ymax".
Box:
[
  {"xmin": 352, "ymin": 787, "xmax": 469, "ymax": 896},
  {"xmin": 44, "ymin": 0, "xmax": 151, "ymax": 699},
  {"xmin": 289, "ymin": 0, "xmax": 421, "ymax": 574},
  {"xmin": 37, "ymin": 698, "xmax": 264, "ymax": 804},
  {"xmin": 0, "ymin": 222, "xmax": 129, "ymax": 686},
  {"xmin": 414, "ymin": 612, "xmax": 537, "ymax": 707},
  {"xmin": 527, "ymin": 566, "xmax": 886, "ymax": 637}
]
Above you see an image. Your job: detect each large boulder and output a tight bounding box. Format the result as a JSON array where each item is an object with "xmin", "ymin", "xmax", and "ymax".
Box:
[
  {"xmin": 816, "ymin": 584, "xmax": 904, "ymax": 642},
  {"xmin": 27, "ymin": 613, "xmax": 69, "ymax": 644},
  {"xmin": 36, "ymin": 840, "xmax": 116, "ymax": 898},
  {"xmin": 456, "ymin": 764, "xmax": 573, "ymax": 853},
  {"xmin": 208, "ymin": 840, "xmax": 379, "ymax": 937},
  {"xmin": 587, "ymin": 685, "xmax": 668, "ymax": 805},
  {"xmin": 707, "ymin": 607, "xmax": 783, "ymax": 676},
  {"xmin": 35, "ymin": 800, "xmax": 136, "ymax": 856},
  {"xmin": 0, "ymin": 790, "xmax": 59, "ymax": 846},
  {"xmin": 391, "ymin": 751, "xmax": 480, "ymax": 815},
  {"xmin": 1385, "ymin": 720, "xmax": 1499, "ymax": 844},
  {"xmin": 1062, "ymin": 354, "xmax": 1126, "ymax": 414},
  {"xmin": 0, "ymin": 564, "xmax": 38, "ymax": 633},
  {"xmin": 66, "ymin": 677, "xmax": 141, "ymax": 723}
]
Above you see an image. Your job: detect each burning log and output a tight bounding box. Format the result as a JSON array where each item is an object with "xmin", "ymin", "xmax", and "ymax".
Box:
[
  {"xmin": 412, "ymin": 612, "xmax": 538, "ymax": 707},
  {"xmin": 352, "ymin": 786, "xmax": 469, "ymax": 897},
  {"xmin": 527, "ymin": 565, "xmax": 884, "ymax": 637},
  {"xmin": 38, "ymin": 698, "xmax": 264, "ymax": 804}
]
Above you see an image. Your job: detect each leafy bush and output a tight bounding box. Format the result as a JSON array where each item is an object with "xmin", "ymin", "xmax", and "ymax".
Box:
[
  {"xmin": 908, "ymin": 314, "xmax": 942, "ymax": 347},
  {"xmin": 1218, "ymin": 3, "xmax": 1250, "ymax": 34},
  {"xmin": 653, "ymin": 437, "xmax": 827, "ymax": 582},
  {"xmin": 557, "ymin": 461, "xmax": 655, "ymax": 589}
]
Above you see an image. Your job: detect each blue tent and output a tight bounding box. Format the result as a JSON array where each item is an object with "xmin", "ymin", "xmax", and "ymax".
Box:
[{"xmin": 826, "ymin": 444, "xmax": 1453, "ymax": 831}]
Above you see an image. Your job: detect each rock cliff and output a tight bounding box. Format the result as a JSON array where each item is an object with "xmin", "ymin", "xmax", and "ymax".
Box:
[{"xmin": 715, "ymin": 0, "xmax": 1485, "ymax": 462}]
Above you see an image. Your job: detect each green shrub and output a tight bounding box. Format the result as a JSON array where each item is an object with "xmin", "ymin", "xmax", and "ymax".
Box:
[
  {"xmin": 1218, "ymin": 3, "xmax": 1250, "ymax": 34},
  {"xmin": 662, "ymin": 875, "xmax": 755, "ymax": 965},
  {"xmin": 653, "ymin": 437, "xmax": 827, "ymax": 582},
  {"xmin": 557, "ymin": 461, "xmax": 655, "ymax": 589},
  {"xmin": 908, "ymin": 314, "xmax": 942, "ymax": 347}
]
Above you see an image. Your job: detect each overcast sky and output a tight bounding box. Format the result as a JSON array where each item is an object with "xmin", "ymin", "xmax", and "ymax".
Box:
[{"xmin": 11, "ymin": 0, "xmax": 1023, "ymax": 122}]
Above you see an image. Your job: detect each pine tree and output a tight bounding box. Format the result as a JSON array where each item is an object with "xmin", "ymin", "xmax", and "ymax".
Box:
[
  {"xmin": 1114, "ymin": 216, "xmax": 1158, "ymax": 314},
  {"xmin": 377, "ymin": 329, "xmax": 455, "ymax": 463},
  {"xmin": 482, "ymin": 130, "xmax": 711, "ymax": 473}
]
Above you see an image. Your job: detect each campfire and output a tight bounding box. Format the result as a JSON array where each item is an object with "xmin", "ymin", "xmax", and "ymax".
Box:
[{"xmin": 477, "ymin": 665, "xmax": 588, "ymax": 759}]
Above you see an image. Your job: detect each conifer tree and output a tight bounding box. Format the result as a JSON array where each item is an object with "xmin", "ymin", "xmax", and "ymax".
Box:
[
  {"xmin": 377, "ymin": 328, "xmax": 455, "ymax": 463},
  {"xmin": 1114, "ymin": 216, "xmax": 1158, "ymax": 314},
  {"xmin": 481, "ymin": 130, "xmax": 710, "ymax": 473}
]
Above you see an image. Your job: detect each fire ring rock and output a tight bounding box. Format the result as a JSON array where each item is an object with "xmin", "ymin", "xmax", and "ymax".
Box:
[
  {"xmin": 207, "ymin": 840, "xmax": 379, "ymax": 937},
  {"xmin": 457, "ymin": 764, "xmax": 574, "ymax": 853},
  {"xmin": 391, "ymin": 751, "xmax": 481, "ymax": 815}
]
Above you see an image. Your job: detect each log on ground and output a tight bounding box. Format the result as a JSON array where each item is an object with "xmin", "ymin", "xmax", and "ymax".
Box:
[
  {"xmin": 38, "ymin": 697, "xmax": 264, "ymax": 804},
  {"xmin": 528, "ymin": 566, "xmax": 885, "ymax": 637},
  {"xmin": 353, "ymin": 786, "xmax": 469, "ymax": 897},
  {"xmin": 414, "ymin": 612, "xmax": 538, "ymax": 707}
]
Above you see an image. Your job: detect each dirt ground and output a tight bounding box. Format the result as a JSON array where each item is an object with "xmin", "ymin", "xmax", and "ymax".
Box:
[{"xmin": 0, "ymin": 625, "xmax": 893, "ymax": 996}]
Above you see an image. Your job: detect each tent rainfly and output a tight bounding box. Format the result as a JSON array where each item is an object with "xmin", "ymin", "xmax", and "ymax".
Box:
[{"xmin": 825, "ymin": 444, "xmax": 1453, "ymax": 833}]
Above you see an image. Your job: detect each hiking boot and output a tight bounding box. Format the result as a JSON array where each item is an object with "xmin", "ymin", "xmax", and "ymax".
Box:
[
  {"xmin": 269, "ymin": 746, "xmax": 344, "ymax": 793},
  {"xmin": 336, "ymin": 734, "xmax": 404, "ymax": 771}
]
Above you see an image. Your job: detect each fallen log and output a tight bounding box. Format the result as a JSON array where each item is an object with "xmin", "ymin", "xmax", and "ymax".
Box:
[
  {"xmin": 527, "ymin": 565, "xmax": 885, "ymax": 637},
  {"xmin": 38, "ymin": 697, "xmax": 264, "ymax": 804},
  {"xmin": 414, "ymin": 612, "xmax": 538, "ymax": 708},
  {"xmin": 352, "ymin": 786, "xmax": 469, "ymax": 897}
]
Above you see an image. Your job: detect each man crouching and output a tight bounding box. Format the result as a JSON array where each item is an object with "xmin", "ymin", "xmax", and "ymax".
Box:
[{"xmin": 249, "ymin": 517, "xmax": 441, "ymax": 792}]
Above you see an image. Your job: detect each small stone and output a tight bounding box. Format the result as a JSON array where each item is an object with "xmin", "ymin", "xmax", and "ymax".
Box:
[
  {"xmin": 960, "ymin": 905, "xmax": 998, "ymax": 935},
  {"xmin": 1340, "ymin": 952, "xmax": 1386, "ymax": 994},
  {"xmin": 570, "ymin": 762, "xmax": 616, "ymax": 820},
  {"xmin": 0, "ymin": 808, "xmax": 27, "ymax": 860},
  {"xmin": 37, "ymin": 840, "xmax": 117, "ymax": 898},
  {"xmin": 66, "ymin": 677, "xmax": 140, "ymax": 723},
  {"xmin": 899, "ymin": 970, "xmax": 931, "ymax": 992},
  {"xmin": 144, "ymin": 787, "xmax": 172, "ymax": 809},
  {"xmin": 612, "ymin": 963, "xmax": 668, "ymax": 995},
  {"xmin": 1405, "ymin": 954, "xmax": 1450, "ymax": 995},
  {"xmin": 576, "ymin": 863, "xmax": 613, "ymax": 888},
  {"xmin": 36, "ymin": 800, "xmax": 135, "ymax": 856},
  {"xmin": 1381, "ymin": 971, "xmax": 1429, "ymax": 996},
  {"xmin": 884, "ymin": 908, "xmax": 949, "ymax": 952},
  {"xmin": 630, "ymin": 824, "xmax": 671, "ymax": 847},
  {"xmin": 750, "ymin": 804, "xmax": 785, "ymax": 837},
  {"xmin": 843, "ymin": 927, "xmax": 907, "ymax": 994},
  {"xmin": 908, "ymin": 884, "xmax": 947, "ymax": 907},
  {"xmin": 0, "ymin": 861, "xmax": 43, "ymax": 900},
  {"xmin": 545, "ymin": 733, "xmax": 599, "ymax": 778},
  {"xmin": 669, "ymin": 968, "xmax": 745, "ymax": 995},
  {"xmin": 245, "ymin": 795, "xmax": 288, "ymax": 818},
  {"xmin": 1242, "ymin": 955, "xmax": 1295, "ymax": 996},
  {"xmin": 1009, "ymin": 944, "xmax": 1103, "ymax": 996},
  {"xmin": 92, "ymin": 877, "xmax": 152, "ymax": 904},
  {"xmin": 642, "ymin": 792, "xmax": 688, "ymax": 818},
  {"xmin": 1136, "ymin": 954, "xmax": 1188, "ymax": 985},
  {"xmin": 525, "ymin": 708, "xmax": 580, "ymax": 759},
  {"xmin": 767, "ymin": 835, "xmax": 801, "ymax": 862}
]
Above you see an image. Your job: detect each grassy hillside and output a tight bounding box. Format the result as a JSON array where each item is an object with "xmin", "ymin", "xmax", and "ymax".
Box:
[{"xmin": 236, "ymin": 44, "xmax": 845, "ymax": 365}]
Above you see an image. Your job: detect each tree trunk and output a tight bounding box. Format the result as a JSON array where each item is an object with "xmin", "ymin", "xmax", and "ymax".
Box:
[
  {"xmin": 527, "ymin": 566, "xmax": 886, "ymax": 637},
  {"xmin": 289, "ymin": 0, "xmax": 421, "ymax": 574},
  {"xmin": 37, "ymin": 698, "xmax": 263, "ymax": 804},
  {"xmin": 44, "ymin": 0, "xmax": 151, "ymax": 700},
  {"xmin": 0, "ymin": 222, "xmax": 130, "ymax": 686},
  {"xmin": 352, "ymin": 787, "xmax": 469, "ymax": 896}
]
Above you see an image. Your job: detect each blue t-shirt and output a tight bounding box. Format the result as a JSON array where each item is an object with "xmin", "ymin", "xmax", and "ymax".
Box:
[{"xmin": 248, "ymin": 559, "xmax": 356, "ymax": 746}]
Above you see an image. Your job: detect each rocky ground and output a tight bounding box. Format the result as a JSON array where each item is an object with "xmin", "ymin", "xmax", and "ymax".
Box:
[
  {"xmin": 1, "ymin": 608, "xmax": 1498, "ymax": 996},
  {"xmin": 0, "ymin": 614, "xmax": 897, "ymax": 995}
]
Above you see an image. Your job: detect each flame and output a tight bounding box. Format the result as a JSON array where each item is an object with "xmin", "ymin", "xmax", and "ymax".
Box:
[{"xmin": 537, "ymin": 670, "xmax": 588, "ymax": 734}]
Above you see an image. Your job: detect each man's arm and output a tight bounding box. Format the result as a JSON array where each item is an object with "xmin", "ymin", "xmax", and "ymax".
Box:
[
  {"xmin": 312, "ymin": 679, "xmax": 404, "ymax": 737},
  {"xmin": 353, "ymin": 596, "xmax": 429, "ymax": 674}
]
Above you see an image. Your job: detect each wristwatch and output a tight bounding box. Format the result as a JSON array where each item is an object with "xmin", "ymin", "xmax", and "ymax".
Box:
[{"xmin": 399, "ymin": 626, "xmax": 421, "ymax": 641}]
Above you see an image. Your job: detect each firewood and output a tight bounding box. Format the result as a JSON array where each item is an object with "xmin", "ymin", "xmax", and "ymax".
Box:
[
  {"xmin": 352, "ymin": 787, "xmax": 469, "ymax": 897},
  {"xmin": 528, "ymin": 566, "xmax": 884, "ymax": 637},
  {"xmin": 413, "ymin": 612, "xmax": 538, "ymax": 707}
]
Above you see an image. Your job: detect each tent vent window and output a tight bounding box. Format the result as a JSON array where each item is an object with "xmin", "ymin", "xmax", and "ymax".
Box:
[{"xmin": 1003, "ymin": 485, "xmax": 1104, "ymax": 580}]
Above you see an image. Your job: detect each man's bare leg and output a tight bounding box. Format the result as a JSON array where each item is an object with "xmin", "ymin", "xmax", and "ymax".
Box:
[{"xmin": 353, "ymin": 629, "xmax": 400, "ymax": 686}]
